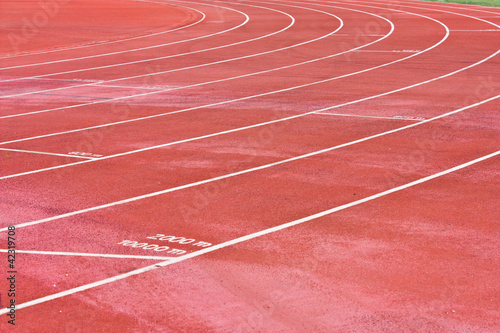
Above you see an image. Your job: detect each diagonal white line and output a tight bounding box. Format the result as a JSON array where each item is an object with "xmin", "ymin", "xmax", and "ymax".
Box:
[
  {"xmin": 1, "ymin": 94, "xmax": 498, "ymax": 231},
  {"xmin": 1, "ymin": 149, "xmax": 497, "ymax": 315}
]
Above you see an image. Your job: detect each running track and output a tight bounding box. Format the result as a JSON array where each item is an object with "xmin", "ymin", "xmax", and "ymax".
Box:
[{"xmin": 0, "ymin": 0, "xmax": 499, "ymax": 331}]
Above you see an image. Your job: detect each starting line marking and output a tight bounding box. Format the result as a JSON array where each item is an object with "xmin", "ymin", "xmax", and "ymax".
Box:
[
  {"xmin": 0, "ymin": 148, "xmax": 97, "ymax": 159},
  {"xmin": 0, "ymin": 249, "xmax": 172, "ymax": 260},
  {"xmin": 317, "ymin": 112, "xmax": 425, "ymax": 121},
  {"xmin": 1, "ymin": 149, "xmax": 497, "ymax": 315}
]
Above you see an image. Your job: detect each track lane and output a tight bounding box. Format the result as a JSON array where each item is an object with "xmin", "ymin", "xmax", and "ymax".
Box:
[
  {"xmin": 0, "ymin": 1, "xmax": 349, "ymax": 100},
  {"xmin": 0, "ymin": 1, "xmax": 347, "ymax": 109},
  {"xmin": 0, "ymin": 2, "xmax": 287, "ymax": 81},
  {"xmin": 12, "ymin": 0, "xmax": 500, "ymax": 161},
  {"xmin": 1, "ymin": 136, "xmax": 497, "ymax": 321},
  {"xmin": 1, "ymin": 91, "xmax": 497, "ymax": 227},
  {"xmin": 0, "ymin": 2, "xmax": 318, "ymax": 99},
  {"xmin": 2, "ymin": 154, "xmax": 497, "ymax": 331},
  {"xmin": 3, "ymin": 45, "xmax": 496, "ymax": 186},
  {"xmin": 0, "ymin": 1, "xmax": 498, "ymax": 331},
  {"xmin": 2, "ymin": 6, "xmax": 443, "ymax": 144}
]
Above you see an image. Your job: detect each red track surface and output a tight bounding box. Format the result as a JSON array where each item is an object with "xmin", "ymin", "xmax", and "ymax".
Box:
[{"xmin": 0, "ymin": 0, "xmax": 499, "ymax": 331}]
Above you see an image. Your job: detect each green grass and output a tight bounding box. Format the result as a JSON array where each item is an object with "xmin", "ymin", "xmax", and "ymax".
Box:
[{"xmin": 423, "ymin": 0, "xmax": 500, "ymax": 8}]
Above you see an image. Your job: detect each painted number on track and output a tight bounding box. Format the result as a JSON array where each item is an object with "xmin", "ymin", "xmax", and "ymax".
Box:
[{"xmin": 117, "ymin": 240, "xmax": 186, "ymax": 255}]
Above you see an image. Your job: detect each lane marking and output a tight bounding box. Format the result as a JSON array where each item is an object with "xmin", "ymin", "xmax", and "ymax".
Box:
[
  {"xmin": 316, "ymin": 112, "xmax": 425, "ymax": 121},
  {"xmin": 0, "ymin": 9, "xmax": 447, "ymax": 177},
  {"xmin": 3, "ymin": 3, "xmax": 450, "ymax": 136},
  {"xmin": 0, "ymin": 249, "xmax": 172, "ymax": 260},
  {"xmin": 0, "ymin": 0, "xmax": 497, "ymax": 314},
  {"xmin": 0, "ymin": 0, "xmax": 350, "ymax": 100},
  {"xmin": 1, "ymin": 1, "xmax": 497, "ymax": 181},
  {"xmin": 0, "ymin": 0, "xmax": 292, "ymax": 82},
  {"xmin": 0, "ymin": 6, "xmax": 375, "ymax": 121},
  {"xmin": 0, "ymin": 0, "xmax": 207, "ymax": 60},
  {"xmin": 1, "ymin": 149, "xmax": 497, "ymax": 314},
  {"xmin": 0, "ymin": 15, "xmax": 472, "ymax": 180},
  {"xmin": 2, "ymin": 94, "xmax": 497, "ymax": 229},
  {"xmin": 0, "ymin": 0, "xmax": 336, "ymax": 100},
  {"xmin": 0, "ymin": 0, "xmax": 249, "ymax": 71},
  {"xmin": 0, "ymin": 148, "xmax": 96, "ymax": 160},
  {"xmin": 13, "ymin": 0, "xmax": 493, "ymax": 160}
]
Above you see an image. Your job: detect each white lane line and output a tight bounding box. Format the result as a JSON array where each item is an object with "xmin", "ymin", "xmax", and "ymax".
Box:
[
  {"xmin": 316, "ymin": 112, "xmax": 425, "ymax": 121},
  {"xmin": 10, "ymin": 43, "xmax": 500, "ymax": 183},
  {"xmin": 3, "ymin": 2, "xmax": 444, "ymax": 135},
  {"xmin": 0, "ymin": 0, "xmax": 249, "ymax": 72},
  {"xmin": 0, "ymin": 1, "xmax": 313, "ymax": 99},
  {"xmin": 0, "ymin": 0, "xmax": 207, "ymax": 60},
  {"xmin": 0, "ymin": 0, "xmax": 292, "ymax": 85},
  {"xmin": 1, "ymin": 149, "xmax": 497, "ymax": 314},
  {"xmin": 0, "ymin": 10, "xmax": 448, "ymax": 178},
  {"xmin": 2, "ymin": 1, "xmax": 497, "ymax": 179},
  {"xmin": 0, "ymin": 249, "xmax": 172, "ymax": 260},
  {"xmin": 0, "ymin": 1, "xmax": 298, "ymax": 98},
  {"xmin": 0, "ymin": 0, "xmax": 454, "ymax": 135},
  {"xmin": 0, "ymin": 8, "xmax": 372, "ymax": 122},
  {"xmin": 0, "ymin": 148, "xmax": 96, "ymax": 159},
  {"xmin": 2, "ymin": 94, "xmax": 497, "ymax": 230}
]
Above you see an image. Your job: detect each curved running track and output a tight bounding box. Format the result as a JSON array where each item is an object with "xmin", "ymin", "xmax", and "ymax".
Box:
[{"xmin": 0, "ymin": 0, "xmax": 498, "ymax": 331}]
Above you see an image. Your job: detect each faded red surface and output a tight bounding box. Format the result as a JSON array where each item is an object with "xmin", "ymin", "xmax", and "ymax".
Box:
[{"xmin": 0, "ymin": 0, "xmax": 498, "ymax": 332}]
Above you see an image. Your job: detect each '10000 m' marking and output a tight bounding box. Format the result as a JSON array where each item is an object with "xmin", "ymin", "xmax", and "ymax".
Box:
[{"xmin": 118, "ymin": 240, "xmax": 187, "ymax": 255}]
